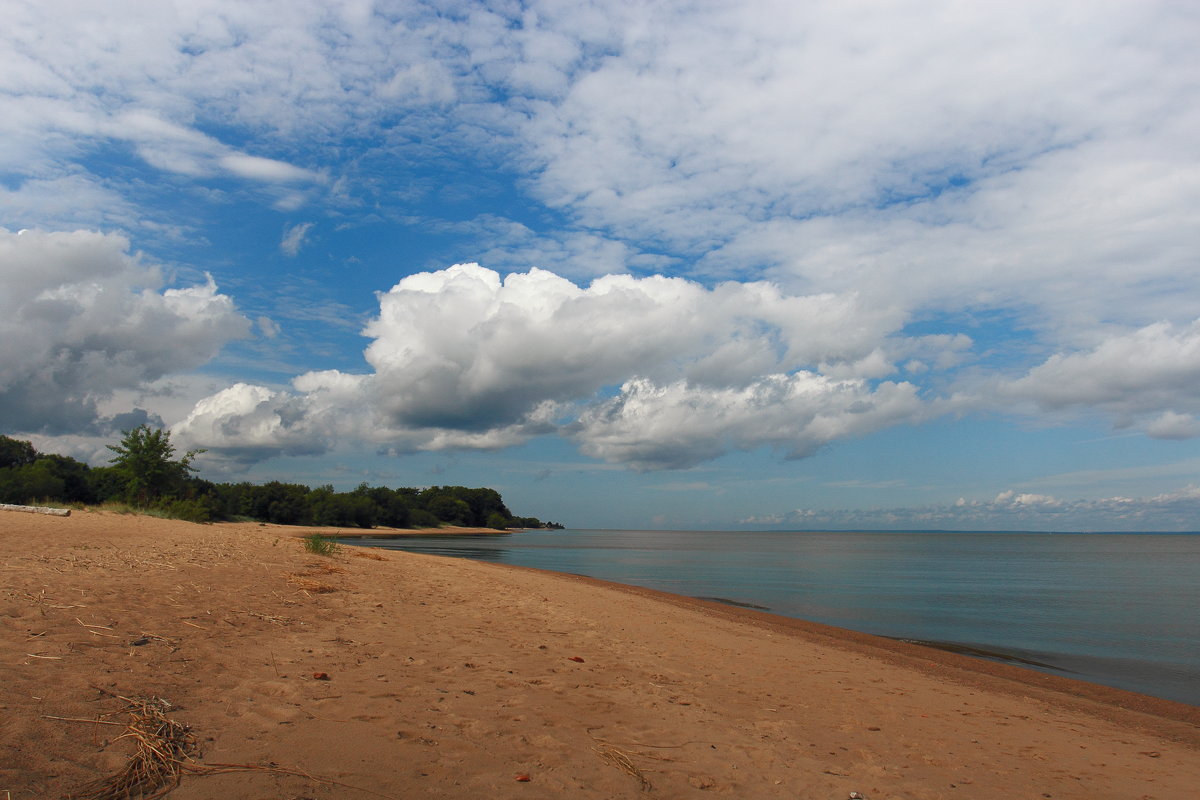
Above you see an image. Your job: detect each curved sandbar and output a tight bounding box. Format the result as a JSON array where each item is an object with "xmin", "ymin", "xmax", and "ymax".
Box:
[{"xmin": 2, "ymin": 509, "xmax": 1196, "ymax": 799}]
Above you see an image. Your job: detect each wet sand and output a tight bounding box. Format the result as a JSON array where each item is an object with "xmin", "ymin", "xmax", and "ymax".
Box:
[{"xmin": 1, "ymin": 508, "xmax": 1196, "ymax": 798}]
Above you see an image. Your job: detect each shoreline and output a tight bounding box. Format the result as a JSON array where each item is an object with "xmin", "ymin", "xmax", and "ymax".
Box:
[
  {"xmin": 460, "ymin": 556, "xmax": 1200, "ymax": 740},
  {"xmin": 343, "ymin": 531, "xmax": 1198, "ymax": 710},
  {"xmin": 3, "ymin": 509, "xmax": 1198, "ymax": 798},
  {"xmin": 312, "ymin": 525, "xmax": 512, "ymax": 538}
]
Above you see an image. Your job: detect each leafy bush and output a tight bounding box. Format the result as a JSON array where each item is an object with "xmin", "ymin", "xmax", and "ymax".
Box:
[{"xmin": 160, "ymin": 498, "xmax": 213, "ymax": 524}]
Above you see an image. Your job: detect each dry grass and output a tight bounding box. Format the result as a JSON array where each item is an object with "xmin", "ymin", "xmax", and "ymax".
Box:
[
  {"xmin": 58, "ymin": 691, "xmax": 399, "ymax": 799},
  {"xmin": 594, "ymin": 743, "xmax": 653, "ymax": 792},
  {"xmin": 62, "ymin": 695, "xmax": 196, "ymax": 800},
  {"xmin": 301, "ymin": 561, "xmax": 346, "ymax": 575},
  {"xmin": 286, "ymin": 560, "xmax": 346, "ymax": 594}
]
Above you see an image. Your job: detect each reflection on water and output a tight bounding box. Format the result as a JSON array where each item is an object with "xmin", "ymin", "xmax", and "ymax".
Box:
[{"xmin": 344, "ymin": 529, "xmax": 1200, "ymax": 706}]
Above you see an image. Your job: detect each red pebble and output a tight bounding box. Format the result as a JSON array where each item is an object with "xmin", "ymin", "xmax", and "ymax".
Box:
[
  {"xmin": 569, "ymin": 656, "xmax": 585, "ymax": 663},
  {"xmin": 312, "ymin": 672, "xmax": 330, "ymax": 680},
  {"xmin": 515, "ymin": 773, "xmax": 531, "ymax": 782}
]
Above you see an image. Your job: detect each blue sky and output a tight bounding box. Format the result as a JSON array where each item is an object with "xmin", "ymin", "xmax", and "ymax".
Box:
[{"xmin": 3, "ymin": 1, "xmax": 1200, "ymax": 530}]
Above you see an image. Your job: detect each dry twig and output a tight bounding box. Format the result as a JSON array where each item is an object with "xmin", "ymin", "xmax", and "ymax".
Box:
[
  {"xmin": 63, "ymin": 696, "xmax": 195, "ymax": 800},
  {"xmin": 593, "ymin": 743, "xmax": 653, "ymax": 792},
  {"xmin": 57, "ymin": 694, "xmax": 400, "ymax": 800}
]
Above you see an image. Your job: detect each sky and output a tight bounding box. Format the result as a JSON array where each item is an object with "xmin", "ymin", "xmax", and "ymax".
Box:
[{"xmin": 3, "ymin": 0, "xmax": 1200, "ymax": 531}]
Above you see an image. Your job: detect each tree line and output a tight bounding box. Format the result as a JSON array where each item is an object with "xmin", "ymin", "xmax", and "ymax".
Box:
[{"xmin": 0, "ymin": 427, "xmax": 563, "ymax": 530}]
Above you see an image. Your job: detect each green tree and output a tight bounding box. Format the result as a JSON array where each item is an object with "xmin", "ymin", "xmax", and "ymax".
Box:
[
  {"xmin": 427, "ymin": 495, "xmax": 471, "ymax": 525},
  {"xmin": 30, "ymin": 454, "xmax": 94, "ymax": 503},
  {"xmin": 106, "ymin": 425, "xmax": 204, "ymax": 507},
  {"xmin": 0, "ymin": 463, "xmax": 61, "ymax": 504},
  {"xmin": 0, "ymin": 435, "xmax": 37, "ymax": 469}
]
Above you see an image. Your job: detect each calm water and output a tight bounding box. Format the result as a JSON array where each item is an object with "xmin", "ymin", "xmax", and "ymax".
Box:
[{"xmin": 342, "ymin": 529, "xmax": 1200, "ymax": 706}]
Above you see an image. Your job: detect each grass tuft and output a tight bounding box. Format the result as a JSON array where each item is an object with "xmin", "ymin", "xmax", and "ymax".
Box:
[{"xmin": 302, "ymin": 532, "xmax": 340, "ymax": 556}]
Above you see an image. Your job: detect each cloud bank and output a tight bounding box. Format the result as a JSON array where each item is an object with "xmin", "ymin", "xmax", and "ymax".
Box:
[
  {"xmin": 169, "ymin": 259, "xmax": 1200, "ymax": 469},
  {"xmin": 0, "ymin": 228, "xmax": 250, "ymax": 434},
  {"xmin": 173, "ymin": 263, "xmax": 928, "ymax": 467},
  {"xmin": 750, "ymin": 486, "xmax": 1200, "ymax": 533}
]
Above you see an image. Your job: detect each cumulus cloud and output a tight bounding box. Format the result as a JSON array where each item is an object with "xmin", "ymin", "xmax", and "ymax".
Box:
[
  {"xmin": 754, "ymin": 486, "xmax": 1200, "ymax": 532},
  {"xmin": 0, "ymin": 228, "xmax": 251, "ymax": 434},
  {"xmin": 175, "ymin": 263, "xmax": 933, "ymax": 466},
  {"xmin": 574, "ymin": 376, "xmax": 923, "ymax": 470},
  {"xmin": 360, "ymin": 264, "xmax": 906, "ymax": 428},
  {"xmin": 171, "ymin": 380, "xmax": 352, "ymax": 462}
]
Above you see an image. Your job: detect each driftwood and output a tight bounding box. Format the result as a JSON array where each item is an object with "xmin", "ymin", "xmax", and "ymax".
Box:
[{"xmin": 0, "ymin": 503, "xmax": 71, "ymax": 516}]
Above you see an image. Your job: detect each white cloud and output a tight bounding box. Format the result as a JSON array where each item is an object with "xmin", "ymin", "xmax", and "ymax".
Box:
[
  {"xmin": 574, "ymin": 375, "xmax": 923, "ymax": 470},
  {"xmin": 961, "ymin": 319, "xmax": 1200, "ymax": 436},
  {"xmin": 380, "ymin": 62, "xmax": 458, "ymax": 106},
  {"xmin": 496, "ymin": 1, "xmax": 1200, "ymax": 352},
  {"xmin": 220, "ymin": 155, "xmax": 321, "ymax": 184},
  {"xmin": 280, "ymin": 222, "xmax": 314, "ymax": 257},
  {"xmin": 1145, "ymin": 412, "xmax": 1200, "ymax": 441},
  {"xmin": 5, "ymin": 3, "xmax": 1194, "ymax": 341},
  {"xmin": 0, "ymin": 228, "xmax": 251, "ymax": 434},
  {"xmin": 0, "ymin": 175, "xmax": 147, "ymax": 234},
  {"xmin": 359, "ymin": 264, "xmax": 908, "ymax": 427},
  {"xmin": 171, "ymin": 381, "xmax": 341, "ymax": 461},
  {"xmin": 256, "ymin": 316, "xmax": 281, "ymax": 338},
  {"xmin": 175, "ymin": 263, "xmax": 931, "ymax": 466}
]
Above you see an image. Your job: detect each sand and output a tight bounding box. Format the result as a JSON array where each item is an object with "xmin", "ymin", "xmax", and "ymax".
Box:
[{"xmin": 1, "ymin": 509, "xmax": 1197, "ymax": 799}]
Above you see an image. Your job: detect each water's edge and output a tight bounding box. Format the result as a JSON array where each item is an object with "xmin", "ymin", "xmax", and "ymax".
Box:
[{"xmin": 340, "ymin": 529, "xmax": 1200, "ymax": 707}]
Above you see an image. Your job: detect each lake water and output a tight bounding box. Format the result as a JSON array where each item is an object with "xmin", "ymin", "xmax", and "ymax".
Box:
[{"xmin": 341, "ymin": 529, "xmax": 1200, "ymax": 706}]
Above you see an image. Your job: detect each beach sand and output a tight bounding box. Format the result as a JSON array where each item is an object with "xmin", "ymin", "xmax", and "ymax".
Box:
[{"xmin": 2, "ymin": 509, "xmax": 1197, "ymax": 799}]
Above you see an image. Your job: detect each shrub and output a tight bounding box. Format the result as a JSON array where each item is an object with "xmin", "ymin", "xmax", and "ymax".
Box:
[{"xmin": 160, "ymin": 498, "xmax": 213, "ymax": 524}]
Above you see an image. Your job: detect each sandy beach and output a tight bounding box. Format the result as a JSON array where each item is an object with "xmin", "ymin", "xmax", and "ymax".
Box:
[{"xmin": 1, "ymin": 509, "xmax": 1197, "ymax": 799}]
